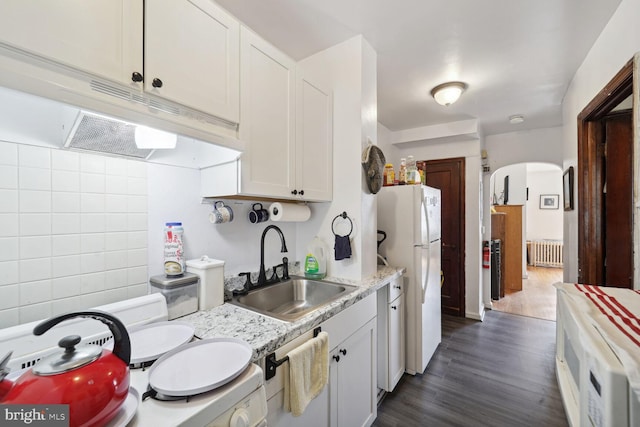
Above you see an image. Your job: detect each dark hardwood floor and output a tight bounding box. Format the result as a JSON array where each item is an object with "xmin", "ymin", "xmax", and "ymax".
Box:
[{"xmin": 374, "ymin": 311, "xmax": 568, "ymax": 427}]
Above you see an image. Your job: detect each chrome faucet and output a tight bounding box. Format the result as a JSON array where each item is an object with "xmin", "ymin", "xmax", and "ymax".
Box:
[{"xmin": 257, "ymin": 225, "xmax": 288, "ymax": 287}]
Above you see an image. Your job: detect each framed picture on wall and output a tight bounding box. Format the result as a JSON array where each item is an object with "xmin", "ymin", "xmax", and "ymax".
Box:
[
  {"xmin": 540, "ymin": 194, "xmax": 559, "ymax": 209},
  {"xmin": 563, "ymin": 166, "xmax": 574, "ymax": 211}
]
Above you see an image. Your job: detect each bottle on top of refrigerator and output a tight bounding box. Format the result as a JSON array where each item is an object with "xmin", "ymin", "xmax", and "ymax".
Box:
[
  {"xmin": 383, "ymin": 163, "xmax": 395, "ymax": 186},
  {"xmin": 164, "ymin": 222, "xmax": 185, "ymax": 276},
  {"xmin": 406, "ymin": 155, "xmax": 416, "ymax": 184},
  {"xmin": 398, "ymin": 158, "xmax": 407, "ymax": 185},
  {"xmin": 304, "ymin": 237, "xmax": 327, "ymax": 279}
]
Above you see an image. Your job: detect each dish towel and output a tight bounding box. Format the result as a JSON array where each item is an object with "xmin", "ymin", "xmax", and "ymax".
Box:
[
  {"xmin": 334, "ymin": 235, "xmax": 352, "ymax": 260},
  {"xmin": 284, "ymin": 331, "xmax": 329, "ymax": 417}
]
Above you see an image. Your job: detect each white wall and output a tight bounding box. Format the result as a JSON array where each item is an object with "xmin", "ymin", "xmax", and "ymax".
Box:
[
  {"xmin": 561, "ymin": 0, "xmax": 640, "ymax": 287},
  {"xmin": 526, "ymin": 168, "xmax": 563, "ymax": 241}
]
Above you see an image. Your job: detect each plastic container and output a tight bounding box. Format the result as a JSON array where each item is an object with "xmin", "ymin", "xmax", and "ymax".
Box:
[
  {"xmin": 383, "ymin": 163, "xmax": 395, "ymax": 186},
  {"xmin": 186, "ymin": 256, "xmax": 225, "ymax": 310},
  {"xmin": 164, "ymin": 222, "xmax": 185, "ymax": 276},
  {"xmin": 304, "ymin": 237, "xmax": 327, "ymax": 279},
  {"xmin": 406, "ymin": 155, "xmax": 417, "ymax": 184},
  {"xmin": 150, "ymin": 273, "xmax": 199, "ymax": 319}
]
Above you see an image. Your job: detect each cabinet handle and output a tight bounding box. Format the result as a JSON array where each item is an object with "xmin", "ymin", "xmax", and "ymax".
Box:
[
  {"xmin": 291, "ymin": 189, "xmax": 298, "ymax": 195},
  {"xmin": 131, "ymin": 72, "xmax": 143, "ymax": 83},
  {"xmin": 339, "ymin": 349, "xmax": 347, "ymax": 356},
  {"xmin": 299, "ymin": 190, "xmax": 304, "ymax": 196},
  {"xmin": 394, "ymin": 285, "xmax": 401, "ymax": 290},
  {"xmin": 333, "ymin": 355, "xmax": 340, "ymax": 362},
  {"xmin": 391, "ymin": 305, "xmax": 397, "ymax": 310},
  {"xmin": 152, "ymin": 78, "xmax": 163, "ymax": 88}
]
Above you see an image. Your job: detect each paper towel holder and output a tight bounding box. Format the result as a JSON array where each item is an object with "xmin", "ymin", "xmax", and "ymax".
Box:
[{"xmin": 331, "ymin": 212, "xmax": 353, "ymax": 237}]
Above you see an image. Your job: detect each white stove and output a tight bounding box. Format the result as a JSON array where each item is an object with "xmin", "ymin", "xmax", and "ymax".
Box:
[{"xmin": 0, "ymin": 294, "xmax": 267, "ymax": 427}]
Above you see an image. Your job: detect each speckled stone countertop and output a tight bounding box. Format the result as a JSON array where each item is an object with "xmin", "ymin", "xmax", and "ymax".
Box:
[{"xmin": 179, "ymin": 266, "xmax": 404, "ymax": 362}]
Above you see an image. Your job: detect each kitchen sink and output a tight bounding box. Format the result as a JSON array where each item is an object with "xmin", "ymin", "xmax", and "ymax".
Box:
[{"xmin": 230, "ymin": 277, "xmax": 358, "ymax": 322}]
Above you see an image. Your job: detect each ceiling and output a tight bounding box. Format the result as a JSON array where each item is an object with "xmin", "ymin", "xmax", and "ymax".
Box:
[{"xmin": 215, "ymin": 0, "xmax": 622, "ymax": 136}]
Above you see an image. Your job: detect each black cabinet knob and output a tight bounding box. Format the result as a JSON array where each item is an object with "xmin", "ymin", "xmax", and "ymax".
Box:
[
  {"xmin": 333, "ymin": 355, "xmax": 340, "ymax": 362},
  {"xmin": 339, "ymin": 349, "xmax": 347, "ymax": 356},
  {"xmin": 131, "ymin": 72, "xmax": 143, "ymax": 83},
  {"xmin": 291, "ymin": 189, "xmax": 298, "ymax": 195},
  {"xmin": 152, "ymin": 78, "xmax": 163, "ymax": 88},
  {"xmin": 391, "ymin": 306, "xmax": 398, "ymax": 310},
  {"xmin": 299, "ymin": 190, "xmax": 304, "ymax": 196}
]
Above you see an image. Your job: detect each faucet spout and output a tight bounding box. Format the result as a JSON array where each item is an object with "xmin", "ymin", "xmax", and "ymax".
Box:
[{"xmin": 258, "ymin": 225, "xmax": 288, "ymax": 287}]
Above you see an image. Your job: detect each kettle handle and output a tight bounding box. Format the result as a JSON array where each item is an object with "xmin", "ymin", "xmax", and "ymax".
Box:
[{"xmin": 33, "ymin": 310, "xmax": 131, "ymax": 366}]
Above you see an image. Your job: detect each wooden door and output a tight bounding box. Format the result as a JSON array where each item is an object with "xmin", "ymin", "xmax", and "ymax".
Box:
[
  {"xmin": 603, "ymin": 112, "xmax": 633, "ymax": 287},
  {"xmin": 425, "ymin": 158, "xmax": 465, "ymax": 316}
]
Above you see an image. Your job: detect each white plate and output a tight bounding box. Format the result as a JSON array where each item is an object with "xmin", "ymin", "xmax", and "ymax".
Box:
[
  {"xmin": 105, "ymin": 321, "xmax": 195, "ymax": 365},
  {"xmin": 105, "ymin": 387, "xmax": 139, "ymax": 427},
  {"xmin": 148, "ymin": 338, "xmax": 252, "ymax": 397}
]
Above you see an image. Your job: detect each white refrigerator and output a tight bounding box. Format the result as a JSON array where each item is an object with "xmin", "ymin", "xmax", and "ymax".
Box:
[{"xmin": 377, "ymin": 185, "xmax": 442, "ymax": 375}]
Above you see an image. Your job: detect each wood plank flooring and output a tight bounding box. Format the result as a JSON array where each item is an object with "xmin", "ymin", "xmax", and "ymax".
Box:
[
  {"xmin": 492, "ymin": 266, "xmax": 563, "ymax": 321},
  {"xmin": 374, "ymin": 311, "xmax": 568, "ymax": 427}
]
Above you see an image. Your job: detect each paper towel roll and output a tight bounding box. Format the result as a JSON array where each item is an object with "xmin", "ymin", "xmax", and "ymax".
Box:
[{"xmin": 269, "ymin": 202, "xmax": 311, "ymax": 222}]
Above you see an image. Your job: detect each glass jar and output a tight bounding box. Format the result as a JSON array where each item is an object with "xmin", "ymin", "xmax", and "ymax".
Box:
[
  {"xmin": 406, "ymin": 155, "xmax": 417, "ymax": 185},
  {"xmin": 383, "ymin": 163, "xmax": 395, "ymax": 186},
  {"xmin": 398, "ymin": 158, "xmax": 407, "ymax": 185}
]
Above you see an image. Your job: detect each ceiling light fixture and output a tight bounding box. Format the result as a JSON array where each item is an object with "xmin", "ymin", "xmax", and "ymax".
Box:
[
  {"xmin": 509, "ymin": 114, "xmax": 525, "ymax": 124},
  {"xmin": 430, "ymin": 81, "xmax": 468, "ymax": 106},
  {"xmin": 134, "ymin": 125, "xmax": 177, "ymax": 149}
]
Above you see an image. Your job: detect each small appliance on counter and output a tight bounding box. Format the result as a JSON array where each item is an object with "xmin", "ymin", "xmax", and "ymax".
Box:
[
  {"xmin": 150, "ymin": 273, "xmax": 199, "ymax": 320},
  {"xmin": 186, "ymin": 256, "xmax": 225, "ymax": 310}
]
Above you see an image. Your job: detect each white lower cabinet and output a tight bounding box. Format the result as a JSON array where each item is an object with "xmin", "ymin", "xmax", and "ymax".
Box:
[
  {"xmin": 377, "ymin": 276, "xmax": 405, "ymax": 392},
  {"xmin": 265, "ymin": 293, "xmax": 377, "ymax": 427}
]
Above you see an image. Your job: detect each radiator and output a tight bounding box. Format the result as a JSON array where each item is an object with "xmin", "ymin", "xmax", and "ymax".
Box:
[{"xmin": 529, "ymin": 240, "xmax": 563, "ymax": 268}]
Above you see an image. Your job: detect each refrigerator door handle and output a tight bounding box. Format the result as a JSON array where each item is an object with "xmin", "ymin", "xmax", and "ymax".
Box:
[{"xmin": 420, "ymin": 245, "xmax": 429, "ymax": 303}]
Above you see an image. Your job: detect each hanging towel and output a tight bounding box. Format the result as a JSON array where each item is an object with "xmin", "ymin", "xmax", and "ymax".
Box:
[
  {"xmin": 334, "ymin": 235, "xmax": 352, "ymax": 260},
  {"xmin": 284, "ymin": 331, "xmax": 329, "ymax": 417}
]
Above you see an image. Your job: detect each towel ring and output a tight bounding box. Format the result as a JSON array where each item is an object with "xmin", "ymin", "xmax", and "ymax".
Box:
[{"xmin": 332, "ymin": 212, "xmax": 353, "ymax": 237}]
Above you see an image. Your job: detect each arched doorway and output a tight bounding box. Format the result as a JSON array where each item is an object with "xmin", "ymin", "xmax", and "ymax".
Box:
[{"xmin": 489, "ymin": 162, "xmax": 564, "ymax": 320}]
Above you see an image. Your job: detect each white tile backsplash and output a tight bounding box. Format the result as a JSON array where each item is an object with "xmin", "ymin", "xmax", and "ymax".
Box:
[
  {"xmin": 19, "ymin": 258, "xmax": 51, "ymax": 282},
  {"xmin": 0, "ymin": 214, "xmax": 19, "ymax": 237},
  {"xmin": 19, "ymin": 280, "xmax": 52, "ymax": 305},
  {"xmin": 52, "ymin": 170, "xmax": 80, "ymax": 192},
  {"xmin": 52, "ymin": 192, "xmax": 80, "ymax": 213},
  {"xmin": 19, "ymin": 190, "xmax": 51, "ymax": 213},
  {"xmin": 2, "ymin": 141, "xmax": 149, "ymax": 328},
  {"xmin": 19, "ymin": 167, "xmax": 51, "ymax": 191},
  {"xmin": 0, "ymin": 238, "xmax": 18, "ymax": 261},
  {"xmin": 18, "ymin": 145, "xmax": 50, "ymax": 168},
  {"xmin": 0, "ymin": 189, "xmax": 18, "ymax": 213},
  {"xmin": 19, "ymin": 236, "xmax": 51, "ymax": 259},
  {"xmin": 52, "ymin": 255, "xmax": 81, "ymax": 278},
  {"xmin": 0, "ymin": 165, "xmax": 18, "ymax": 189},
  {"xmin": 0, "ymin": 261, "xmax": 19, "ymax": 286},
  {"xmin": 81, "ymin": 173, "xmax": 105, "ymax": 194},
  {"xmin": 0, "ymin": 285, "xmax": 19, "ymax": 310},
  {"xmin": 0, "ymin": 141, "xmax": 18, "ymax": 166},
  {"xmin": 51, "ymin": 150, "xmax": 79, "ymax": 171}
]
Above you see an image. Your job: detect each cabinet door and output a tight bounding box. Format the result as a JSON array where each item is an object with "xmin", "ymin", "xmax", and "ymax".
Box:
[
  {"xmin": 145, "ymin": 0, "xmax": 240, "ymax": 122},
  {"xmin": 0, "ymin": 1, "xmax": 142, "ymax": 84},
  {"xmin": 388, "ymin": 295, "xmax": 405, "ymax": 391},
  {"xmin": 331, "ymin": 318, "xmax": 377, "ymax": 427},
  {"xmin": 239, "ymin": 27, "xmax": 296, "ymax": 198},
  {"xmin": 296, "ymin": 73, "xmax": 333, "ymax": 201}
]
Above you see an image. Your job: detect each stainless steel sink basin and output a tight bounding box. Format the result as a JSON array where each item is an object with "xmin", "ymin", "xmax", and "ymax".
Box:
[{"xmin": 230, "ymin": 277, "xmax": 358, "ymax": 321}]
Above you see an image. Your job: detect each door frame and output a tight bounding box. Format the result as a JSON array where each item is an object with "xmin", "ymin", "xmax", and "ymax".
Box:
[{"xmin": 577, "ymin": 58, "xmax": 634, "ymax": 285}]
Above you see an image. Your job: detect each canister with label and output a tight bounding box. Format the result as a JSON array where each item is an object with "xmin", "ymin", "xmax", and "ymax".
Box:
[{"xmin": 164, "ymin": 222, "xmax": 184, "ymax": 276}]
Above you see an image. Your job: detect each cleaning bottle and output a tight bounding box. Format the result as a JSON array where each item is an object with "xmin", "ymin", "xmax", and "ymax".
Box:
[{"xmin": 304, "ymin": 237, "xmax": 327, "ymax": 279}]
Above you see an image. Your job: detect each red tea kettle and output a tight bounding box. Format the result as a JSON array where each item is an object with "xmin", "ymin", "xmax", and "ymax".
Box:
[{"xmin": 0, "ymin": 311, "xmax": 131, "ymax": 427}]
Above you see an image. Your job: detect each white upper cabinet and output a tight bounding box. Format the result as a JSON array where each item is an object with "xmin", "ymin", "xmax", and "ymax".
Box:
[
  {"xmin": 0, "ymin": 0, "xmax": 143, "ymax": 84},
  {"xmin": 295, "ymin": 72, "xmax": 333, "ymax": 201},
  {"xmin": 238, "ymin": 26, "xmax": 296, "ymax": 198},
  {"xmin": 0, "ymin": 0, "xmax": 240, "ymax": 123},
  {"xmin": 145, "ymin": 0, "xmax": 239, "ymax": 123}
]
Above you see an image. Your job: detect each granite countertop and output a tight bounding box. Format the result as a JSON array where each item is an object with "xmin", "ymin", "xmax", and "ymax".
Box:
[{"xmin": 179, "ymin": 266, "xmax": 404, "ymax": 361}]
